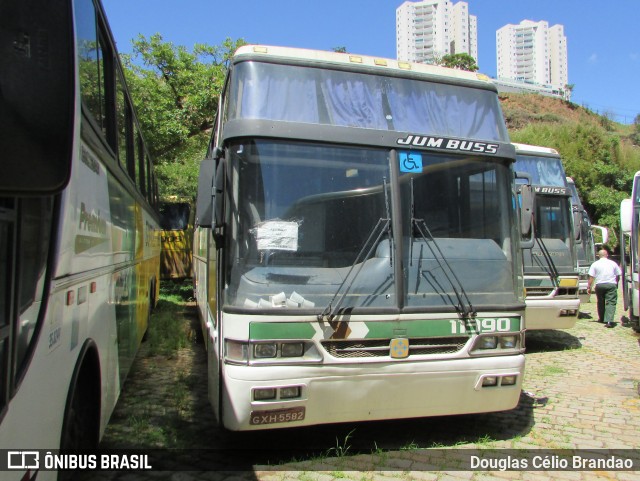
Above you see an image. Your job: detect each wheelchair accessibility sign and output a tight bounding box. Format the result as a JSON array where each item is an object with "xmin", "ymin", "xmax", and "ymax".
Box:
[{"xmin": 399, "ymin": 152, "xmax": 423, "ymax": 173}]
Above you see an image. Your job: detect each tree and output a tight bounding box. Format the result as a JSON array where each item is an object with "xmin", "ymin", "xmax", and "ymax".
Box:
[
  {"xmin": 121, "ymin": 34, "xmax": 245, "ymax": 198},
  {"xmin": 438, "ymin": 53, "xmax": 479, "ymax": 72}
]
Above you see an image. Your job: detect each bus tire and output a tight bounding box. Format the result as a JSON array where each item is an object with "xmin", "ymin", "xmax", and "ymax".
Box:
[{"xmin": 60, "ymin": 341, "xmax": 100, "ymax": 453}]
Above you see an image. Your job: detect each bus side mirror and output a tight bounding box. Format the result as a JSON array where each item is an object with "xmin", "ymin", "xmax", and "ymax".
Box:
[
  {"xmin": 515, "ymin": 171, "xmax": 535, "ymax": 249},
  {"xmin": 573, "ymin": 210, "xmax": 583, "ymax": 242},
  {"xmin": 0, "ymin": 0, "xmax": 74, "ymax": 194},
  {"xmin": 214, "ymin": 160, "xmax": 225, "ymax": 229},
  {"xmin": 195, "ymin": 159, "xmax": 215, "ymax": 227},
  {"xmin": 520, "ymin": 184, "xmax": 534, "ymax": 237},
  {"xmin": 592, "ymin": 225, "xmax": 609, "ymax": 247}
]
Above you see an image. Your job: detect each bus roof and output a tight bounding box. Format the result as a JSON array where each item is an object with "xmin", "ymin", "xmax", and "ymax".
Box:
[
  {"xmin": 233, "ymin": 45, "xmax": 494, "ymax": 87},
  {"xmin": 512, "ymin": 142, "xmax": 560, "ymax": 157}
]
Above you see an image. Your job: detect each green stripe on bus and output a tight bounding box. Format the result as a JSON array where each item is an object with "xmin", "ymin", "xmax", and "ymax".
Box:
[
  {"xmin": 250, "ymin": 322, "xmax": 317, "ymax": 340},
  {"xmin": 250, "ymin": 317, "xmax": 521, "ymax": 341},
  {"xmin": 364, "ymin": 318, "xmax": 521, "ymax": 338},
  {"xmin": 365, "ymin": 319, "xmax": 461, "ymax": 338}
]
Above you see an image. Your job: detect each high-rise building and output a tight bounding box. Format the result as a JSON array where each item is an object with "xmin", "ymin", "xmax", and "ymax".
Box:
[
  {"xmin": 396, "ymin": 0, "xmax": 477, "ymax": 65},
  {"xmin": 496, "ymin": 19, "xmax": 568, "ymax": 90}
]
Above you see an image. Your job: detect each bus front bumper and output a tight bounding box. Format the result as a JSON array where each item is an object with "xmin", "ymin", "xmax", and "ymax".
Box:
[
  {"xmin": 524, "ymin": 298, "xmax": 580, "ymax": 330},
  {"xmin": 220, "ymin": 355, "xmax": 525, "ymax": 431}
]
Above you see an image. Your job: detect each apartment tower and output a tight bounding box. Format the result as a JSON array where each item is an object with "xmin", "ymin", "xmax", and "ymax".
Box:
[
  {"xmin": 496, "ymin": 19, "xmax": 568, "ymax": 90},
  {"xmin": 396, "ymin": 0, "xmax": 477, "ymax": 65}
]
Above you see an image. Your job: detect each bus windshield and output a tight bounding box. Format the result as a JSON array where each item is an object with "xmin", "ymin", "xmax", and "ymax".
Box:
[
  {"xmin": 400, "ymin": 154, "xmax": 519, "ymax": 309},
  {"xmin": 228, "ymin": 61, "xmax": 509, "ymax": 142},
  {"xmin": 514, "ymin": 156, "xmax": 566, "ymax": 186},
  {"xmin": 531, "ymin": 195, "xmax": 575, "ymax": 272},
  {"xmin": 160, "ymin": 202, "xmax": 191, "ymax": 230},
  {"xmin": 225, "ymin": 140, "xmax": 520, "ymax": 312}
]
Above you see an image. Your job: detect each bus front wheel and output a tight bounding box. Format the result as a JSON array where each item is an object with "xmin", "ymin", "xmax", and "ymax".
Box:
[{"xmin": 60, "ymin": 343, "xmax": 100, "ymax": 453}]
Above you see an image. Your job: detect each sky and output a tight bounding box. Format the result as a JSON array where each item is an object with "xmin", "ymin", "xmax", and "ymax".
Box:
[{"xmin": 102, "ymin": 0, "xmax": 640, "ymax": 124}]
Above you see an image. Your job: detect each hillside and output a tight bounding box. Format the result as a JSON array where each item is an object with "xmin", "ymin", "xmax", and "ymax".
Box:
[
  {"xmin": 499, "ymin": 93, "xmax": 640, "ymax": 248},
  {"xmin": 500, "ymin": 93, "xmax": 599, "ymax": 130}
]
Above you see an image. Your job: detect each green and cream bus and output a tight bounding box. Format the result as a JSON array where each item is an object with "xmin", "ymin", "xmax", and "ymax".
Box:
[
  {"xmin": 514, "ymin": 143, "xmax": 580, "ymax": 329},
  {"xmin": 193, "ymin": 45, "xmax": 530, "ymax": 431}
]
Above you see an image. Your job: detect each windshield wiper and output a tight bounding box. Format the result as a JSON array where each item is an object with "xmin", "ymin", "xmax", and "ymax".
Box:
[
  {"xmin": 410, "ymin": 179, "xmax": 476, "ymax": 319},
  {"xmin": 531, "ymin": 216, "xmax": 560, "ymax": 286},
  {"xmin": 317, "ymin": 178, "xmax": 393, "ymax": 323}
]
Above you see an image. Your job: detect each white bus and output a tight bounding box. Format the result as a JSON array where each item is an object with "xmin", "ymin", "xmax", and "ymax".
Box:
[
  {"xmin": 193, "ymin": 45, "xmax": 530, "ymax": 431},
  {"xmin": 620, "ymin": 171, "xmax": 640, "ymax": 332},
  {"xmin": 513, "ymin": 144, "xmax": 579, "ymax": 329},
  {"xmin": 567, "ymin": 176, "xmax": 608, "ymax": 301},
  {"xmin": 0, "ymin": 0, "xmax": 161, "ymax": 478}
]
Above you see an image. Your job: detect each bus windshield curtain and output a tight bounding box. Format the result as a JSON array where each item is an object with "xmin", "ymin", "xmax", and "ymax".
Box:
[
  {"xmin": 385, "ymin": 78, "xmax": 506, "ymax": 141},
  {"xmin": 319, "ymin": 71, "xmax": 388, "ymax": 129},
  {"xmin": 234, "ymin": 62, "xmax": 508, "ymax": 142},
  {"xmin": 515, "ymin": 157, "xmax": 567, "ymax": 187},
  {"xmin": 240, "ymin": 69, "xmax": 320, "ymax": 123}
]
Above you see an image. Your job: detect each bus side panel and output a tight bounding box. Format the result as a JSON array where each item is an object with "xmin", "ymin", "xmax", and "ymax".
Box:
[{"xmin": 54, "ymin": 144, "xmax": 118, "ymax": 279}]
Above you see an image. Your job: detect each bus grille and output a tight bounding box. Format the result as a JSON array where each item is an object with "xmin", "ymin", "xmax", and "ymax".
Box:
[
  {"xmin": 321, "ymin": 337, "xmax": 467, "ymax": 358},
  {"xmin": 526, "ymin": 287, "xmax": 555, "ymax": 297}
]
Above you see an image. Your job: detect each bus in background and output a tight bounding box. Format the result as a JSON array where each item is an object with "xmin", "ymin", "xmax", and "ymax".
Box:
[
  {"xmin": 620, "ymin": 171, "xmax": 640, "ymax": 332},
  {"xmin": 193, "ymin": 45, "xmax": 530, "ymax": 431},
  {"xmin": 514, "ymin": 143, "xmax": 579, "ymax": 330},
  {"xmin": 566, "ymin": 176, "xmax": 608, "ymax": 301},
  {"xmin": 159, "ymin": 198, "xmax": 194, "ymax": 279},
  {"xmin": 0, "ymin": 0, "xmax": 160, "ymax": 477}
]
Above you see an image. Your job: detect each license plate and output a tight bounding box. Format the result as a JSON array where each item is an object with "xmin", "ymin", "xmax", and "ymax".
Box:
[{"xmin": 250, "ymin": 406, "xmax": 306, "ymax": 425}]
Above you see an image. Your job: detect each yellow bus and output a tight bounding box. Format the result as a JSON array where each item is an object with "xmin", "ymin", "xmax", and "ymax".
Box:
[
  {"xmin": 159, "ymin": 199, "xmax": 194, "ymax": 280},
  {"xmin": 0, "ymin": 0, "xmax": 160, "ymax": 478}
]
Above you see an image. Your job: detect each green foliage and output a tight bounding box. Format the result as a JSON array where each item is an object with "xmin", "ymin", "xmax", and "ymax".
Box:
[
  {"xmin": 121, "ymin": 34, "xmax": 245, "ymax": 198},
  {"xmin": 439, "ymin": 53, "xmax": 479, "ymax": 72},
  {"xmin": 145, "ymin": 280, "xmax": 194, "ymax": 357}
]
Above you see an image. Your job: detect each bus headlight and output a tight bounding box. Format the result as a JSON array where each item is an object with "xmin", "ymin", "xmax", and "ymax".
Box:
[
  {"xmin": 225, "ymin": 339, "xmax": 321, "ymax": 364},
  {"xmin": 470, "ymin": 333, "xmax": 522, "ymax": 356},
  {"xmin": 281, "ymin": 342, "xmax": 305, "ymax": 357},
  {"xmin": 478, "ymin": 336, "xmax": 498, "ymax": 349},
  {"xmin": 499, "ymin": 336, "xmax": 517, "ymax": 349},
  {"xmin": 254, "ymin": 343, "xmax": 278, "ymax": 358}
]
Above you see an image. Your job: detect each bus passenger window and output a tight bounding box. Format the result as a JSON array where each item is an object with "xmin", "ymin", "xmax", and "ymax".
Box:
[
  {"xmin": 133, "ymin": 126, "xmax": 142, "ymax": 188},
  {"xmin": 116, "ymin": 72, "xmax": 130, "ymax": 173},
  {"xmin": 75, "ymin": 0, "xmax": 107, "ymax": 136}
]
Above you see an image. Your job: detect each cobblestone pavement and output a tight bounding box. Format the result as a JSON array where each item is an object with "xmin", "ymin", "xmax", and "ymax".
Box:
[{"xmin": 83, "ymin": 291, "xmax": 640, "ymax": 481}]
